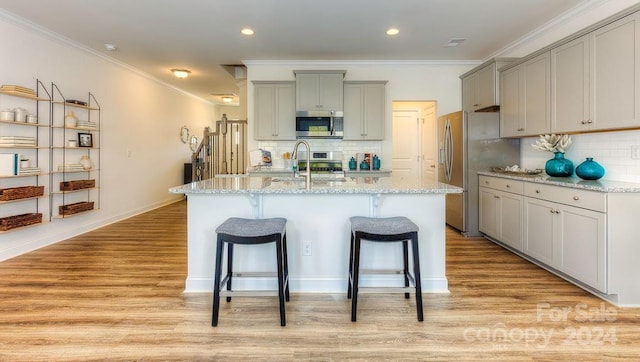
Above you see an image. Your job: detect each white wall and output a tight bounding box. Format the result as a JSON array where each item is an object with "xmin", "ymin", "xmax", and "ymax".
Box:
[
  {"xmin": 0, "ymin": 13, "xmax": 216, "ymax": 260},
  {"xmin": 245, "ymin": 61, "xmax": 474, "ymax": 168}
]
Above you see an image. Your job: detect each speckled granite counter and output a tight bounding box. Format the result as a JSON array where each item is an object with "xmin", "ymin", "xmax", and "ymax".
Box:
[
  {"xmin": 170, "ymin": 175, "xmax": 461, "ymax": 294},
  {"xmin": 170, "ymin": 174, "xmax": 462, "ymax": 195},
  {"xmin": 477, "ymin": 171, "xmax": 640, "ymax": 192}
]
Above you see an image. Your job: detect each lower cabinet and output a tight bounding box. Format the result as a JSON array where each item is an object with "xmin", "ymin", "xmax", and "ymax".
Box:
[
  {"xmin": 479, "ymin": 176, "xmax": 523, "ymax": 251},
  {"xmin": 481, "ymin": 175, "xmax": 607, "ymax": 293}
]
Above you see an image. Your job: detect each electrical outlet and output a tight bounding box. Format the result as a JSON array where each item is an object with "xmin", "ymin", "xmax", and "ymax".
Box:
[
  {"xmin": 303, "ymin": 241, "xmax": 312, "ymax": 256},
  {"xmin": 632, "ymin": 145, "xmax": 640, "ymax": 159}
]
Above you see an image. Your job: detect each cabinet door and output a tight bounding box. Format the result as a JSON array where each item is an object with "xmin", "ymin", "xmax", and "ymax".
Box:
[
  {"xmin": 462, "ymin": 72, "xmax": 478, "ymax": 111},
  {"xmin": 551, "ymin": 35, "xmax": 590, "ymax": 133},
  {"xmin": 362, "ymin": 83, "xmax": 385, "ymax": 140},
  {"xmin": 275, "ymin": 83, "xmax": 296, "ymax": 140},
  {"xmin": 523, "ymin": 197, "xmax": 556, "ymax": 266},
  {"xmin": 295, "ymin": 74, "xmax": 319, "ymax": 111},
  {"xmin": 479, "ymin": 187, "xmax": 499, "ymax": 239},
  {"xmin": 590, "ymin": 12, "xmax": 640, "ymax": 130},
  {"xmin": 522, "ymin": 52, "xmax": 551, "ymax": 136},
  {"xmin": 343, "ymin": 83, "xmax": 364, "ymax": 139},
  {"xmin": 500, "ymin": 66, "xmax": 522, "ymax": 137},
  {"xmin": 499, "ymin": 191, "xmax": 523, "ymax": 251},
  {"xmin": 557, "ymin": 204, "xmax": 606, "ymax": 292},
  {"xmin": 477, "ymin": 64, "xmax": 496, "ymax": 110},
  {"xmin": 254, "ymin": 84, "xmax": 276, "ymax": 140},
  {"xmin": 318, "ymin": 73, "xmax": 343, "ymax": 110}
]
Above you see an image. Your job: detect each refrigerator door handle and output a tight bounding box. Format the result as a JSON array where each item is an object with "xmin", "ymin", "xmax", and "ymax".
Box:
[{"xmin": 444, "ymin": 119, "xmax": 453, "ymax": 182}]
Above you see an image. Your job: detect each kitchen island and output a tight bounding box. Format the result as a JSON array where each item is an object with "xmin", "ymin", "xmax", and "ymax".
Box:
[{"xmin": 169, "ymin": 175, "xmax": 462, "ymax": 293}]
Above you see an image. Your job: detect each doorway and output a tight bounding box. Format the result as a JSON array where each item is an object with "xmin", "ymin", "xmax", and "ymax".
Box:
[{"xmin": 392, "ymin": 101, "xmax": 438, "ymax": 181}]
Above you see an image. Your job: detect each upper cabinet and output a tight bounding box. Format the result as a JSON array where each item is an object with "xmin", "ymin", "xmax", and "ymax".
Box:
[
  {"xmin": 343, "ymin": 81, "xmax": 386, "ymax": 140},
  {"xmin": 551, "ymin": 12, "xmax": 640, "ymax": 133},
  {"xmin": 500, "ymin": 52, "xmax": 551, "ymax": 137},
  {"xmin": 461, "ymin": 59, "xmax": 515, "ymax": 112},
  {"xmin": 253, "ymin": 81, "xmax": 296, "ymax": 140},
  {"xmin": 294, "ymin": 70, "xmax": 345, "ymax": 112}
]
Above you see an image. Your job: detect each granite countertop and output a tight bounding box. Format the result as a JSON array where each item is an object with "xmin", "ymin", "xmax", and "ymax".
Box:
[
  {"xmin": 478, "ymin": 171, "xmax": 640, "ymax": 193},
  {"xmin": 169, "ymin": 174, "xmax": 462, "ymax": 195}
]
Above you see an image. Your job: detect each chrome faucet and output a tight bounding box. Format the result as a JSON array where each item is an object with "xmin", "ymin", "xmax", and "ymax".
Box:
[{"xmin": 292, "ymin": 139, "xmax": 311, "ymax": 189}]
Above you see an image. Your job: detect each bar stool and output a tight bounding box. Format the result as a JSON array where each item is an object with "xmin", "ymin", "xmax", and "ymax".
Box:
[
  {"xmin": 347, "ymin": 216, "xmax": 423, "ymax": 322},
  {"xmin": 212, "ymin": 217, "xmax": 289, "ymax": 327}
]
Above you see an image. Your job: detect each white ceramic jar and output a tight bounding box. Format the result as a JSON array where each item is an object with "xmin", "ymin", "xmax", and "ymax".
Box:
[
  {"xmin": 13, "ymin": 107, "xmax": 27, "ymax": 122},
  {"xmin": 26, "ymin": 114, "xmax": 37, "ymax": 124},
  {"xmin": 65, "ymin": 110, "xmax": 77, "ymax": 128},
  {"xmin": 1, "ymin": 109, "xmax": 15, "ymax": 121}
]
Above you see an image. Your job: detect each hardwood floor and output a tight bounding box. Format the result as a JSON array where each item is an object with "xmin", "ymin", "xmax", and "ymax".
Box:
[{"xmin": 0, "ymin": 200, "xmax": 638, "ymax": 361}]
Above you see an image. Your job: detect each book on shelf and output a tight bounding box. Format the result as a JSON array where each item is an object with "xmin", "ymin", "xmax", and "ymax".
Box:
[{"xmin": 0, "ymin": 153, "xmax": 19, "ymax": 176}]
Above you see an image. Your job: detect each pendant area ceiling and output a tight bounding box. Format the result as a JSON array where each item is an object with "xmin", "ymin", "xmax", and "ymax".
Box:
[{"xmin": 0, "ymin": 0, "xmax": 590, "ymax": 102}]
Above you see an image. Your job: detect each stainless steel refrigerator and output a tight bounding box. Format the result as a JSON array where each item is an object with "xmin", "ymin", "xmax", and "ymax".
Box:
[{"xmin": 437, "ymin": 111, "xmax": 520, "ymax": 237}]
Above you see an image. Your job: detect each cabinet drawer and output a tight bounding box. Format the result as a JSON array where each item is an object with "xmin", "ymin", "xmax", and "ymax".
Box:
[
  {"xmin": 523, "ymin": 182, "xmax": 606, "ymax": 212},
  {"xmin": 479, "ymin": 176, "xmax": 524, "ymax": 194}
]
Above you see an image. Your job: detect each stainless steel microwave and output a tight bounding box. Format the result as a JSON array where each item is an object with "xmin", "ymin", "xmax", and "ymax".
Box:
[{"xmin": 295, "ymin": 110, "xmax": 343, "ymax": 139}]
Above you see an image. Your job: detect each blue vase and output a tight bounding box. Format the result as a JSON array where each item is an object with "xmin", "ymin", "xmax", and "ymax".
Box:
[
  {"xmin": 545, "ymin": 152, "xmax": 574, "ymax": 177},
  {"xmin": 576, "ymin": 157, "xmax": 605, "ymax": 180}
]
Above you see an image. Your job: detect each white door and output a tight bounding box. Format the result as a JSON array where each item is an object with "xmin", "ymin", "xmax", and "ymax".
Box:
[
  {"xmin": 392, "ymin": 110, "xmax": 419, "ymax": 177},
  {"xmin": 421, "ymin": 105, "xmax": 437, "ymax": 181}
]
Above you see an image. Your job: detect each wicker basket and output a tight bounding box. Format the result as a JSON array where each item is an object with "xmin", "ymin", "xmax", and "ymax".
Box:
[
  {"xmin": 0, "ymin": 186, "xmax": 45, "ymax": 201},
  {"xmin": 60, "ymin": 179, "xmax": 95, "ymax": 191},
  {"xmin": 0, "ymin": 213, "xmax": 42, "ymax": 231},
  {"xmin": 59, "ymin": 201, "xmax": 94, "ymax": 216}
]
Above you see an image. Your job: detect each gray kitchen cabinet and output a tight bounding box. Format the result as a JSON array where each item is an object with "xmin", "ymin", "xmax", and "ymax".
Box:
[
  {"xmin": 253, "ymin": 81, "xmax": 295, "ymax": 140},
  {"xmin": 589, "ymin": 11, "xmax": 640, "ymax": 131},
  {"xmin": 461, "ymin": 59, "xmax": 515, "ymax": 112},
  {"xmin": 550, "ymin": 35, "xmax": 590, "ymax": 133},
  {"xmin": 523, "ymin": 183, "xmax": 606, "ymax": 292},
  {"xmin": 500, "ymin": 52, "xmax": 550, "ymax": 137},
  {"xmin": 478, "ymin": 176, "xmax": 523, "ymax": 251},
  {"xmin": 551, "ymin": 12, "xmax": 640, "ymax": 133},
  {"xmin": 343, "ymin": 81, "xmax": 386, "ymax": 140},
  {"xmin": 294, "ymin": 71, "xmax": 345, "ymax": 112}
]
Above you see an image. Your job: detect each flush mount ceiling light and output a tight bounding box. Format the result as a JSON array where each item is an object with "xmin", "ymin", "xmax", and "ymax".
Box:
[
  {"xmin": 171, "ymin": 69, "xmax": 191, "ymax": 79},
  {"xmin": 104, "ymin": 43, "xmax": 117, "ymax": 51},
  {"xmin": 445, "ymin": 38, "xmax": 466, "ymax": 47},
  {"xmin": 222, "ymin": 96, "xmax": 233, "ymax": 103},
  {"xmin": 241, "ymin": 28, "xmax": 254, "ymax": 36},
  {"xmin": 386, "ymin": 28, "xmax": 400, "ymax": 36}
]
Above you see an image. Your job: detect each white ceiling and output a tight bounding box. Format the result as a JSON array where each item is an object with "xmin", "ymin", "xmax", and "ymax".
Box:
[{"xmin": 0, "ymin": 0, "xmax": 589, "ymax": 103}]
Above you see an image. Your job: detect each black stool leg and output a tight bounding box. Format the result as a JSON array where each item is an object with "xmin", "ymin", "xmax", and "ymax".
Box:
[
  {"xmin": 282, "ymin": 233, "xmax": 290, "ymax": 302},
  {"xmin": 411, "ymin": 233, "xmax": 424, "ymax": 322},
  {"xmin": 347, "ymin": 231, "xmax": 354, "ymax": 299},
  {"xmin": 351, "ymin": 234, "xmax": 362, "ymax": 322},
  {"xmin": 226, "ymin": 243, "xmax": 234, "ymax": 302},
  {"xmin": 212, "ymin": 236, "xmax": 225, "ymax": 327},
  {"xmin": 276, "ymin": 235, "xmax": 286, "ymax": 326},
  {"xmin": 402, "ymin": 240, "xmax": 410, "ymax": 299}
]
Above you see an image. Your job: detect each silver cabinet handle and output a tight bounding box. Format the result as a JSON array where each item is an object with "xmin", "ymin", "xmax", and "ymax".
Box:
[
  {"xmin": 517, "ymin": 128, "xmax": 525, "ymax": 131},
  {"xmin": 494, "ymin": 195, "xmax": 500, "ymax": 199},
  {"xmin": 506, "ymin": 184, "xmax": 511, "ymax": 188},
  {"xmin": 573, "ymin": 196, "xmax": 579, "ymax": 200}
]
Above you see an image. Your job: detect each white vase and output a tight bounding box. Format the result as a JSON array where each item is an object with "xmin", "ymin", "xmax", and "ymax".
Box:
[
  {"xmin": 65, "ymin": 110, "xmax": 77, "ymax": 128},
  {"xmin": 80, "ymin": 155, "xmax": 93, "ymax": 170}
]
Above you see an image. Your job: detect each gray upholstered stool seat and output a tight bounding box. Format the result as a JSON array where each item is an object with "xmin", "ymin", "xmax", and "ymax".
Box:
[
  {"xmin": 347, "ymin": 216, "xmax": 423, "ymax": 322},
  {"xmin": 212, "ymin": 217, "xmax": 289, "ymax": 327}
]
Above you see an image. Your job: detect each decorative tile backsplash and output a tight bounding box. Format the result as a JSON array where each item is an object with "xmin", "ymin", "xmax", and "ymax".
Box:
[
  {"xmin": 521, "ymin": 129, "xmax": 640, "ymax": 183},
  {"xmin": 256, "ymin": 139, "xmax": 382, "ymax": 169}
]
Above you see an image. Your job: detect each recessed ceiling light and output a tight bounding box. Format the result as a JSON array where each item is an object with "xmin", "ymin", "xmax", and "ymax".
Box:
[
  {"xmin": 104, "ymin": 43, "xmax": 117, "ymax": 51},
  {"xmin": 386, "ymin": 28, "xmax": 400, "ymax": 36},
  {"xmin": 445, "ymin": 38, "xmax": 466, "ymax": 47},
  {"xmin": 171, "ymin": 69, "xmax": 191, "ymax": 79},
  {"xmin": 241, "ymin": 28, "xmax": 254, "ymax": 36}
]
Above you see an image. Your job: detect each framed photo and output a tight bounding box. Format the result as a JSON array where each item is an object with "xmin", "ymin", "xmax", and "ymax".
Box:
[{"xmin": 78, "ymin": 133, "xmax": 93, "ymax": 148}]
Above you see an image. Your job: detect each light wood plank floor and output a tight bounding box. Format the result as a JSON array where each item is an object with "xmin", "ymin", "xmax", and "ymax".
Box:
[{"xmin": 0, "ymin": 201, "xmax": 638, "ymax": 361}]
